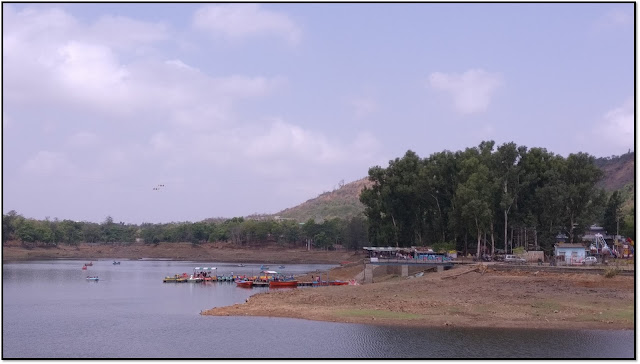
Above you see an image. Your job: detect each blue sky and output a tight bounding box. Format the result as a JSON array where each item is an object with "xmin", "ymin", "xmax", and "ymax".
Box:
[{"xmin": 2, "ymin": 3, "xmax": 635, "ymax": 224}]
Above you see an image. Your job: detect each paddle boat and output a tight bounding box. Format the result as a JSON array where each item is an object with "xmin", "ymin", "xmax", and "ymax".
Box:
[
  {"xmin": 112, "ymin": 261, "xmax": 120, "ymax": 265},
  {"xmin": 278, "ymin": 265, "xmax": 285, "ymax": 269},
  {"xmin": 82, "ymin": 265, "xmax": 87, "ymax": 270},
  {"xmin": 163, "ymin": 273, "xmax": 188, "ymax": 283},
  {"xmin": 86, "ymin": 276, "xmax": 99, "ymax": 281},
  {"xmin": 260, "ymin": 265, "xmax": 269, "ymax": 270},
  {"xmin": 84, "ymin": 262, "xmax": 93, "ymax": 267},
  {"xmin": 237, "ymin": 263, "xmax": 245, "ymax": 267}
]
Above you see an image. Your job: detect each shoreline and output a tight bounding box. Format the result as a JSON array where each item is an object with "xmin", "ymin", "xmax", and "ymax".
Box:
[
  {"xmin": 202, "ymin": 265, "xmax": 634, "ymax": 331},
  {"xmin": 1, "ymin": 242, "xmax": 362, "ymax": 265}
]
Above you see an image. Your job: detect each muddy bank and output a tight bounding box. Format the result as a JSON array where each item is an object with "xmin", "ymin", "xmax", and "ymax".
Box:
[
  {"xmin": 1, "ymin": 241, "xmax": 364, "ymax": 265},
  {"xmin": 202, "ymin": 265, "xmax": 634, "ymax": 330}
]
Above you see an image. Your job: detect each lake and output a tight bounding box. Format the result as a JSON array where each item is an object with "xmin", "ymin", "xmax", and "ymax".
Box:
[{"xmin": 2, "ymin": 260, "xmax": 634, "ymax": 358}]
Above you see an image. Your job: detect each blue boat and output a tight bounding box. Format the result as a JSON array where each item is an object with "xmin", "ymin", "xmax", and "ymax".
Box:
[{"xmin": 86, "ymin": 276, "xmax": 99, "ymax": 281}]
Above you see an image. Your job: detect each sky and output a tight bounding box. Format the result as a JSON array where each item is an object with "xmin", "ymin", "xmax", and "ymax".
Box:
[{"xmin": 2, "ymin": 3, "xmax": 635, "ymax": 224}]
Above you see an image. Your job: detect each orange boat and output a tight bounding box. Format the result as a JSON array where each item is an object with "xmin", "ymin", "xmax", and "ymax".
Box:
[
  {"xmin": 269, "ymin": 280, "xmax": 298, "ymax": 288},
  {"xmin": 235, "ymin": 280, "xmax": 254, "ymax": 288}
]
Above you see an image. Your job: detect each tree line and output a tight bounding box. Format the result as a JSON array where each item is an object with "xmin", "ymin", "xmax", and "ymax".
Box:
[
  {"xmin": 360, "ymin": 141, "xmax": 634, "ymax": 256},
  {"xmin": 2, "ymin": 211, "xmax": 369, "ymax": 251}
]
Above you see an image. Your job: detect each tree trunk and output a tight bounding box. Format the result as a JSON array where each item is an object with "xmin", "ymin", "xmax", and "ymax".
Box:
[
  {"xmin": 504, "ymin": 210, "xmax": 508, "ymax": 253},
  {"xmin": 490, "ymin": 222, "xmax": 495, "ymax": 256},
  {"xmin": 475, "ymin": 218, "xmax": 481, "ymax": 258},
  {"xmin": 391, "ymin": 214, "xmax": 399, "ymax": 248}
]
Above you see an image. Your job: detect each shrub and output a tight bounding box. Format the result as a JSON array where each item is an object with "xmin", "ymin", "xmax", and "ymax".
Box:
[{"xmin": 603, "ymin": 267, "xmax": 620, "ymax": 278}]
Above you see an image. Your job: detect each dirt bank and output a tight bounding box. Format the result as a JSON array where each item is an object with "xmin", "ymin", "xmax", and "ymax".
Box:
[
  {"xmin": 1, "ymin": 241, "xmax": 363, "ymax": 265},
  {"xmin": 202, "ymin": 264, "xmax": 635, "ymax": 330}
]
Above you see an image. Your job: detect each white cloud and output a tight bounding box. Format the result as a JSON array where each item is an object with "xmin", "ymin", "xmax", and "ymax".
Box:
[
  {"xmin": 3, "ymin": 6, "xmax": 283, "ymax": 127},
  {"xmin": 192, "ymin": 4, "xmax": 301, "ymax": 44},
  {"xmin": 429, "ymin": 69, "xmax": 503, "ymax": 114},
  {"xmin": 598, "ymin": 97, "xmax": 634, "ymax": 150}
]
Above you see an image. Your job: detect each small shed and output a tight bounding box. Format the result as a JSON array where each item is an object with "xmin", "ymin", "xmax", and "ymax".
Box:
[{"xmin": 554, "ymin": 243, "xmax": 587, "ymax": 265}]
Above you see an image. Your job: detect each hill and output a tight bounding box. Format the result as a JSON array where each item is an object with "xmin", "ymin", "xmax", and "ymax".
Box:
[
  {"xmin": 274, "ymin": 178, "xmax": 372, "ymax": 222},
  {"xmin": 595, "ymin": 151, "xmax": 635, "ymax": 191},
  {"xmin": 273, "ymin": 152, "xmax": 634, "ymax": 222}
]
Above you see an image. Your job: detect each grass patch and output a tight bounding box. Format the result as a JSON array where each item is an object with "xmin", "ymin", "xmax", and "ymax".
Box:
[
  {"xmin": 530, "ymin": 300, "xmax": 563, "ymax": 311},
  {"xmin": 335, "ymin": 309, "xmax": 422, "ymax": 320}
]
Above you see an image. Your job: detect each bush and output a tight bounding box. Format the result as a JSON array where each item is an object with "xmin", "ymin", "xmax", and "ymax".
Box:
[{"xmin": 603, "ymin": 267, "xmax": 620, "ymax": 278}]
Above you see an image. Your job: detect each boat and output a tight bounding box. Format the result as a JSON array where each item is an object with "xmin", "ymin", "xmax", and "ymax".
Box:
[
  {"xmin": 82, "ymin": 266, "xmax": 87, "ymax": 270},
  {"xmin": 84, "ymin": 262, "xmax": 93, "ymax": 267},
  {"xmin": 329, "ymin": 280, "xmax": 349, "ymax": 286},
  {"xmin": 112, "ymin": 261, "xmax": 120, "ymax": 265},
  {"xmin": 278, "ymin": 265, "xmax": 285, "ymax": 269},
  {"xmin": 260, "ymin": 265, "xmax": 269, "ymax": 270},
  {"xmin": 187, "ymin": 275, "xmax": 203, "ymax": 283},
  {"xmin": 163, "ymin": 273, "xmax": 189, "ymax": 283},
  {"xmin": 269, "ymin": 280, "xmax": 298, "ymax": 288},
  {"xmin": 235, "ymin": 280, "xmax": 254, "ymax": 288},
  {"xmin": 237, "ymin": 264, "xmax": 245, "ymax": 267},
  {"xmin": 86, "ymin": 276, "xmax": 99, "ymax": 281}
]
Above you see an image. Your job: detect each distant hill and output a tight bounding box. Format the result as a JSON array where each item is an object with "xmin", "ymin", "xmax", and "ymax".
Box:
[
  {"xmin": 274, "ymin": 151, "xmax": 635, "ymax": 222},
  {"xmin": 595, "ymin": 151, "xmax": 635, "ymax": 191},
  {"xmin": 274, "ymin": 178, "xmax": 372, "ymax": 222}
]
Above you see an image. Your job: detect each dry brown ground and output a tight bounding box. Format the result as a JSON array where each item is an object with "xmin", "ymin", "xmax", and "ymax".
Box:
[
  {"xmin": 1, "ymin": 241, "xmax": 363, "ymax": 264},
  {"xmin": 203, "ymin": 264, "xmax": 635, "ymax": 330}
]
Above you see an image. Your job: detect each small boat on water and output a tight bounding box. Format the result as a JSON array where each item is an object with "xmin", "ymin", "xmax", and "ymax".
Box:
[
  {"xmin": 84, "ymin": 262, "xmax": 93, "ymax": 267},
  {"xmin": 235, "ymin": 280, "xmax": 254, "ymax": 288},
  {"xmin": 278, "ymin": 265, "xmax": 285, "ymax": 269},
  {"xmin": 237, "ymin": 264, "xmax": 245, "ymax": 267},
  {"xmin": 86, "ymin": 276, "xmax": 99, "ymax": 281},
  {"xmin": 163, "ymin": 273, "xmax": 188, "ymax": 283},
  {"xmin": 82, "ymin": 266, "xmax": 87, "ymax": 270},
  {"xmin": 260, "ymin": 265, "xmax": 269, "ymax": 270},
  {"xmin": 187, "ymin": 275, "xmax": 203, "ymax": 283},
  {"xmin": 112, "ymin": 261, "xmax": 120, "ymax": 265}
]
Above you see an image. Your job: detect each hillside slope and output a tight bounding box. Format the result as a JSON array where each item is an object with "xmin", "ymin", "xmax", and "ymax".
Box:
[
  {"xmin": 275, "ymin": 178, "xmax": 372, "ymax": 222},
  {"xmin": 595, "ymin": 151, "xmax": 635, "ymax": 191}
]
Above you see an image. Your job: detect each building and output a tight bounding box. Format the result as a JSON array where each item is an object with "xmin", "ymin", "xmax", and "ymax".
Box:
[{"xmin": 554, "ymin": 243, "xmax": 587, "ymax": 265}]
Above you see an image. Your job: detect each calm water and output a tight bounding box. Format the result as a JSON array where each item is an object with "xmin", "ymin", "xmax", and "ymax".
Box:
[{"xmin": 2, "ymin": 260, "xmax": 634, "ymax": 359}]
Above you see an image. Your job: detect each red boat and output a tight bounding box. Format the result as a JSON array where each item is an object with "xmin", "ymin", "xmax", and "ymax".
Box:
[
  {"xmin": 269, "ymin": 280, "xmax": 298, "ymax": 288},
  {"xmin": 82, "ymin": 266, "xmax": 87, "ymax": 270},
  {"xmin": 329, "ymin": 281, "xmax": 349, "ymax": 286},
  {"xmin": 235, "ymin": 280, "xmax": 253, "ymax": 288}
]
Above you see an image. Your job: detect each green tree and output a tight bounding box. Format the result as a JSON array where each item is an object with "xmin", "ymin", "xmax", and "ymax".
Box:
[{"xmin": 603, "ymin": 191, "xmax": 623, "ymax": 236}]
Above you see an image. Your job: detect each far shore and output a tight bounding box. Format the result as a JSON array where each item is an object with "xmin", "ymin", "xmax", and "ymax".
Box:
[{"xmin": 1, "ymin": 241, "xmax": 363, "ymax": 264}]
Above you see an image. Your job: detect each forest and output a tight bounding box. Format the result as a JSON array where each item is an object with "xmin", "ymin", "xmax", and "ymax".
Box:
[
  {"xmin": 1, "ymin": 212, "xmax": 369, "ymax": 251},
  {"xmin": 360, "ymin": 141, "xmax": 634, "ymax": 256},
  {"xmin": 2, "ymin": 141, "xmax": 634, "ymax": 255}
]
